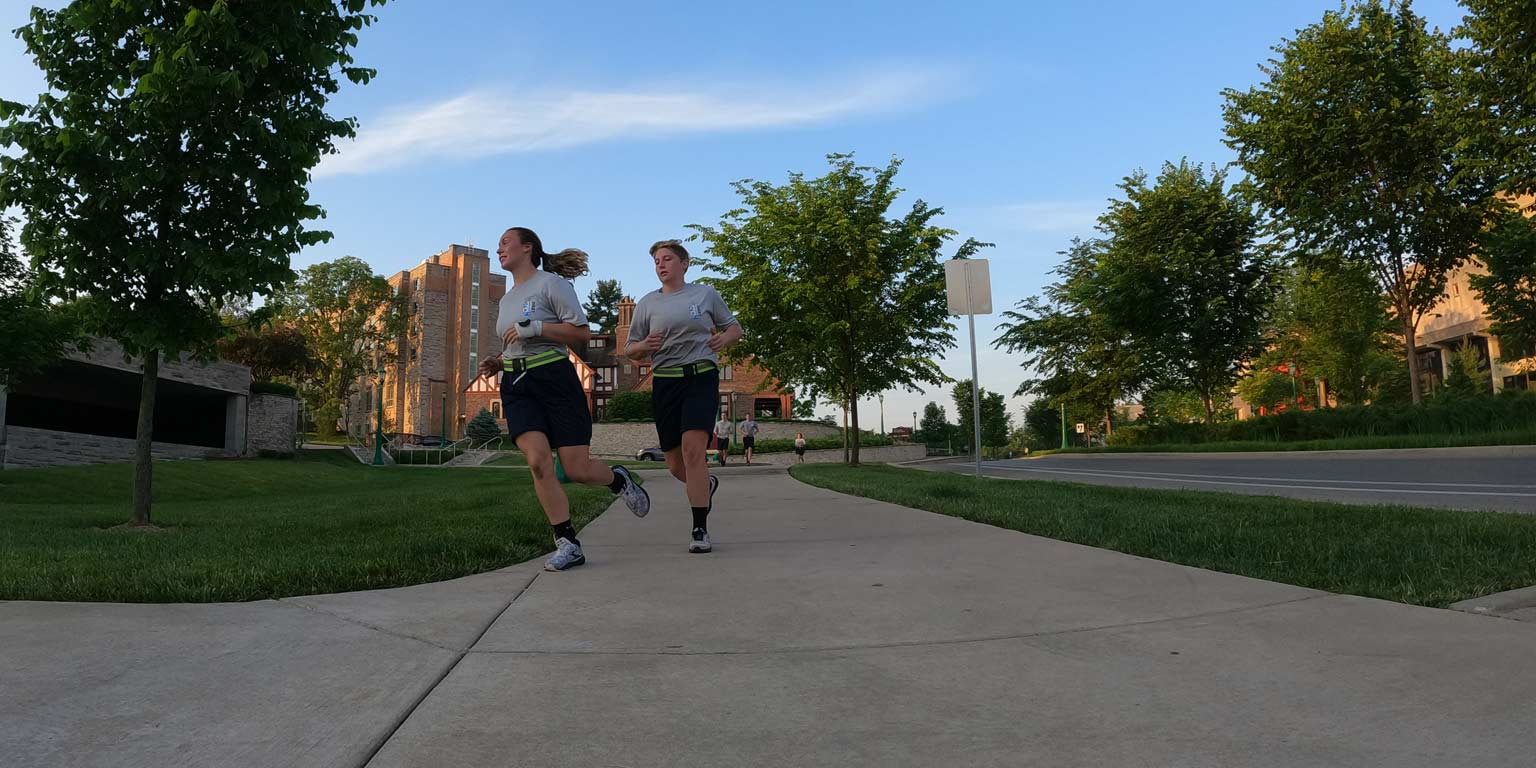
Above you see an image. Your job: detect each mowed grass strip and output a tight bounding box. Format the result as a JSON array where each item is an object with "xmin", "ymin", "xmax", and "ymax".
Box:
[
  {"xmin": 1044, "ymin": 429, "xmax": 1536, "ymax": 456},
  {"xmin": 0, "ymin": 451, "xmax": 614, "ymax": 603},
  {"xmin": 790, "ymin": 463, "xmax": 1536, "ymax": 608}
]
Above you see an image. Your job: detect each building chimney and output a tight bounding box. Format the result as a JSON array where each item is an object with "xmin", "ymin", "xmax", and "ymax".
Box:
[{"xmin": 615, "ymin": 296, "xmax": 636, "ymax": 355}]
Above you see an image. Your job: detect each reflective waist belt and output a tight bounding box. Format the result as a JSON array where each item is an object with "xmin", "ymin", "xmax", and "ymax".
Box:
[
  {"xmin": 652, "ymin": 361, "xmax": 717, "ymax": 378},
  {"xmin": 503, "ymin": 349, "xmax": 566, "ymax": 373}
]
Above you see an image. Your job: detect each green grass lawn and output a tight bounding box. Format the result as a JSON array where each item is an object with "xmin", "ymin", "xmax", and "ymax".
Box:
[
  {"xmin": 0, "ymin": 451, "xmax": 615, "ymax": 603},
  {"xmin": 1043, "ymin": 429, "xmax": 1536, "ymax": 456},
  {"xmin": 790, "ymin": 463, "xmax": 1536, "ymax": 608}
]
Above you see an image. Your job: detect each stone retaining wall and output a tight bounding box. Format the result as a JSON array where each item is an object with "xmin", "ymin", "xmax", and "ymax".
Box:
[
  {"xmin": 748, "ymin": 443, "xmax": 927, "ymax": 466},
  {"xmin": 590, "ymin": 421, "xmax": 840, "ymax": 457},
  {"xmin": 248, "ymin": 395, "xmax": 300, "ymax": 456},
  {"xmin": 3, "ymin": 426, "xmax": 231, "ymax": 468}
]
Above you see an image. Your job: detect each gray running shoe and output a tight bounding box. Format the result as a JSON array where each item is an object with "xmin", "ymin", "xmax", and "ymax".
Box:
[
  {"xmin": 612, "ymin": 465, "xmax": 650, "ymax": 518},
  {"xmin": 708, "ymin": 474, "xmax": 719, "ymax": 510},
  {"xmin": 689, "ymin": 527, "xmax": 712, "ymax": 554},
  {"xmin": 544, "ymin": 537, "xmax": 586, "ymax": 571}
]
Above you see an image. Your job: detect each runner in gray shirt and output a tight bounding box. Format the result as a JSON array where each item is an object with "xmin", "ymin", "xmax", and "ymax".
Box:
[
  {"xmin": 739, "ymin": 415, "xmax": 760, "ymax": 465},
  {"xmin": 477, "ymin": 226, "xmax": 650, "ymax": 572},
  {"xmin": 627, "ymin": 239, "xmax": 743, "ymax": 553}
]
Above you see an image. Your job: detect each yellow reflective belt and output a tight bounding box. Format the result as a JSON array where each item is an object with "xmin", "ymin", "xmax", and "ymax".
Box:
[
  {"xmin": 503, "ymin": 349, "xmax": 565, "ymax": 372},
  {"xmin": 652, "ymin": 361, "xmax": 717, "ymax": 378}
]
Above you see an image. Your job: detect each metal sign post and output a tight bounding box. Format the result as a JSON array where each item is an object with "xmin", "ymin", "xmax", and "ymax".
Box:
[{"xmin": 944, "ymin": 259, "xmax": 992, "ymax": 478}]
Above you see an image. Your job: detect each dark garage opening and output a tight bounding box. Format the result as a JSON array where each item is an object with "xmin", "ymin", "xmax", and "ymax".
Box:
[{"xmin": 6, "ymin": 360, "xmax": 230, "ymax": 449}]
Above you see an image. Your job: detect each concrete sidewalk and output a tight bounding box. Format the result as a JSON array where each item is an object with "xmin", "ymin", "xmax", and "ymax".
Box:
[{"xmin": 5, "ymin": 474, "xmax": 1536, "ymax": 767}]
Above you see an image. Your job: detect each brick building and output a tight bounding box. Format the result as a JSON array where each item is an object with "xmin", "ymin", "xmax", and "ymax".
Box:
[{"xmin": 376, "ymin": 244, "xmax": 506, "ymax": 441}]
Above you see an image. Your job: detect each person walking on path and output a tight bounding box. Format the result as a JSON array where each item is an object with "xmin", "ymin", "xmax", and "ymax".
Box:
[
  {"xmin": 480, "ymin": 227, "xmax": 650, "ymax": 572},
  {"xmin": 627, "ymin": 239, "xmax": 744, "ymax": 554},
  {"xmin": 739, "ymin": 414, "xmax": 760, "ymax": 465},
  {"xmin": 713, "ymin": 414, "xmax": 733, "ymax": 467},
  {"xmin": 794, "ymin": 432, "xmax": 807, "ymax": 463}
]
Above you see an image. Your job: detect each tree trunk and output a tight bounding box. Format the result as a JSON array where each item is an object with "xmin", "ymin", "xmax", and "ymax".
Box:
[
  {"xmin": 841, "ymin": 401, "xmax": 850, "ymax": 464},
  {"xmin": 849, "ymin": 396, "xmax": 862, "ymax": 466},
  {"xmin": 1202, "ymin": 395, "xmax": 1215, "ymax": 425},
  {"xmin": 1104, "ymin": 409, "xmax": 1114, "ymax": 438},
  {"xmin": 1402, "ymin": 313, "xmax": 1424, "ymax": 404},
  {"xmin": 132, "ymin": 349, "xmax": 160, "ymax": 527}
]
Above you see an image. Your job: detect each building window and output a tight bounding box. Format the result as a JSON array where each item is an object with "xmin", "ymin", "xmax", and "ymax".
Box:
[
  {"xmin": 471, "ymin": 307, "xmax": 479, "ymax": 327},
  {"xmin": 411, "ymin": 301, "xmax": 419, "ymax": 315},
  {"xmin": 491, "ymin": 401, "xmax": 501, "ymax": 418},
  {"xmin": 639, "ymin": 365, "xmax": 650, "ymax": 378},
  {"xmin": 624, "ymin": 363, "xmax": 633, "ymax": 374},
  {"xmin": 596, "ymin": 366, "xmax": 617, "ymax": 393},
  {"xmin": 721, "ymin": 365, "xmax": 734, "ymax": 381},
  {"xmin": 409, "ymin": 347, "xmax": 417, "ymax": 363},
  {"xmin": 590, "ymin": 338, "xmax": 607, "ymax": 349},
  {"xmin": 719, "ymin": 394, "xmax": 732, "ymax": 417},
  {"xmin": 412, "ymin": 277, "xmax": 421, "ymax": 292}
]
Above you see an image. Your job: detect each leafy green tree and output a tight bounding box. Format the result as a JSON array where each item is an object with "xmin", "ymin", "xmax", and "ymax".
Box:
[
  {"xmin": 1440, "ymin": 342, "xmax": 1493, "ymax": 398},
  {"xmin": 952, "ymin": 379, "xmax": 1011, "ymax": 452},
  {"xmin": 466, "ymin": 408, "xmax": 501, "ymax": 443},
  {"xmin": 916, "ymin": 401, "xmax": 953, "ymax": 449},
  {"xmin": 0, "ymin": 0, "xmax": 388, "ymax": 525},
  {"xmin": 791, "ymin": 396, "xmax": 818, "ymax": 419},
  {"xmin": 1021, "ymin": 399, "xmax": 1061, "ymax": 450},
  {"xmin": 994, "ymin": 238, "xmax": 1144, "ymax": 433},
  {"xmin": 1095, "ymin": 161, "xmax": 1278, "ymax": 422},
  {"xmin": 1223, "ymin": 0, "xmax": 1501, "ymax": 403},
  {"xmin": 1469, "ymin": 210, "xmax": 1536, "ymax": 369},
  {"xmin": 1141, "ymin": 388, "xmax": 1211, "ymax": 425},
  {"xmin": 583, "ymin": 278, "xmax": 624, "ymax": 333},
  {"xmin": 690, "ymin": 153, "xmax": 987, "ymax": 465},
  {"xmin": 216, "ymin": 324, "xmax": 315, "ymax": 384},
  {"xmin": 274, "ymin": 257, "xmax": 406, "ymax": 438},
  {"xmin": 0, "ymin": 216, "xmax": 81, "ymax": 388},
  {"xmin": 1278, "ymin": 257, "xmax": 1403, "ymax": 406},
  {"xmin": 1457, "ymin": 0, "xmax": 1536, "ymax": 196}
]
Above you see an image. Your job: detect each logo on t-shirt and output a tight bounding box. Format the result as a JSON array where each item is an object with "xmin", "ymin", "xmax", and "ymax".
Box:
[
  {"xmin": 688, "ymin": 303, "xmax": 702, "ymax": 320},
  {"xmin": 521, "ymin": 298, "xmax": 536, "ymax": 317}
]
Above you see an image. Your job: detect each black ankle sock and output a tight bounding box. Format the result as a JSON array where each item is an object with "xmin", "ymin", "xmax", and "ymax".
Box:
[
  {"xmin": 606, "ymin": 468, "xmax": 626, "ymax": 493},
  {"xmin": 552, "ymin": 520, "xmax": 578, "ymax": 544},
  {"xmin": 691, "ymin": 506, "xmax": 709, "ymax": 531}
]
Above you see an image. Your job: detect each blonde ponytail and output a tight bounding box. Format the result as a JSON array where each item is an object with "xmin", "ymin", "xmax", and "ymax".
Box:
[{"xmin": 543, "ymin": 248, "xmax": 589, "ymax": 280}]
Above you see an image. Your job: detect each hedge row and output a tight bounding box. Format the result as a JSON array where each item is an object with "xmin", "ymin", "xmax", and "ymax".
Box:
[{"xmin": 1109, "ymin": 390, "xmax": 1536, "ymax": 446}]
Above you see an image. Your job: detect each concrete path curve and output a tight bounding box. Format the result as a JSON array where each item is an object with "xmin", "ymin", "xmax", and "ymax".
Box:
[{"xmin": 4, "ymin": 470, "xmax": 1535, "ymax": 767}]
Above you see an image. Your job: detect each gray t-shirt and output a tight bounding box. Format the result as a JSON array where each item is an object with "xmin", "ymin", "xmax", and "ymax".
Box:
[
  {"xmin": 496, "ymin": 270, "xmax": 588, "ymax": 359},
  {"xmin": 740, "ymin": 419, "xmax": 759, "ymax": 436},
  {"xmin": 714, "ymin": 419, "xmax": 733, "ymax": 439},
  {"xmin": 627, "ymin": 283, "xmax": 739, "ymax": 369}
]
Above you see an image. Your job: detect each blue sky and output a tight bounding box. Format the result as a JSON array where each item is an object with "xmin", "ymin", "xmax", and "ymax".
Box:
[{"xmin": 0, "ymin": 0, "xmax": 1469, "ymax": 429}]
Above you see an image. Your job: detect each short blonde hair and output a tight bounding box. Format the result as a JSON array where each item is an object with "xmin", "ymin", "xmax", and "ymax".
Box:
[{"xmin": 649, "ymin": 239, "xmax": 689, "ymax": 262}]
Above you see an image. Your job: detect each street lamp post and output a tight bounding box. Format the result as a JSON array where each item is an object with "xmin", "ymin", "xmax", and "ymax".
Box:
[
  {"xmin": 373, "ymin": 365, "xmax": 386, "ymax": 466},
  {"xmin": 879, "ymin": 393, "xmax": 885, "ymax": 436},
  {"xmin": 1288, "ymin": 362, "xmax": 1299, "ymax": 404},
  {"xmin": 441, "ymin": 392, "xmax": 448, "ymax": 443}
]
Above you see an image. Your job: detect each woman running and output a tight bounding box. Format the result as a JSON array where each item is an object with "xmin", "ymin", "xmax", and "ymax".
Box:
[
  {"xmin": 794, "ymin": 432, "xmax": 807, "ymax": 463},
  {"xmin": 479, "ymin": 226, "xmax": 650, "ymax": 572},
  {"xmin": 626, "ymin": 239, "xmax": 743, "ymax": 553}
]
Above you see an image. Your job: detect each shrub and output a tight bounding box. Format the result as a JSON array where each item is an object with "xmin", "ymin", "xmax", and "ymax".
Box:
[
  {"xmin": 250, "ymin": 380, "xmax": 298, "ymax": 397},
  {"xmin": 1120, "ymin": 390, "xmax": 1536, "ymax": 446},
  {"xmin": 466, "ymin": 408, "xmax": 501, "ymax": 443},
  {"xmin": 605, "ymin": 390, "xmax": 654, "ymax": 421}
]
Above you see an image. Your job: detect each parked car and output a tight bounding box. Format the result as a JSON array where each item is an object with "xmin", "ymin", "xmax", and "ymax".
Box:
[{"xmin": 635, "ymin": 446, "xmax": 666, "ymax": 461}]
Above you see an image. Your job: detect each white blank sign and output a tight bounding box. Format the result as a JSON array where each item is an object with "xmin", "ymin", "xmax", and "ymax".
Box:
[{"xmin": 945, "ymin": 259, "xmax": 992, "ymax": 315}]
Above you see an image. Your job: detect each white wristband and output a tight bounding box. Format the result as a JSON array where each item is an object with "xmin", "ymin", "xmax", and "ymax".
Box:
[{"xmin": 517, "ymin": 319, "xmax": 544, "ymax": 340}]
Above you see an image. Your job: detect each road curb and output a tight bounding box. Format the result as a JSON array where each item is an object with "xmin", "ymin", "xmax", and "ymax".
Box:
[{"xmin": 1449, "ymin": 585, "xmax": 1536, "ymax": 621}]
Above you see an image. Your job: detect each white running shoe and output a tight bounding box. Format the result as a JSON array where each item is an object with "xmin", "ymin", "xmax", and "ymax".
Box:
[
  {"xmin": 612, "ymin": 465, "xmax": 650, "ymax": 518},
  {"xmin": 544, "ymin": 537, "xmax": 586, "ymax": 571},
  {"xmin": 689, "ymin": 528, "xmax": 712, "ymax": 554}
]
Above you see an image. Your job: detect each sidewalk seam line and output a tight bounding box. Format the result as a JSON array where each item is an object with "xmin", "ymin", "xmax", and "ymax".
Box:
[
  {"xmin": 273, "ymin": 599, "xmax": 461, "ymax": 653},
  {"xmin": 356, "ymin": 571, "xmax": 540, "ymax": 768},
  {"xmin": 468, "ymin": 593, "xmax": 1330, "ymax": 658}
]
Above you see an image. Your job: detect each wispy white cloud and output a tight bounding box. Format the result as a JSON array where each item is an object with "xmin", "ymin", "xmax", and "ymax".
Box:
[
  {"xmin": 316, "ymin": 65, "xmax": 957, "ymax": 178},
  {"xmin": 981, "ymin": 201, "xmax": 1104, "ymax": 234}
]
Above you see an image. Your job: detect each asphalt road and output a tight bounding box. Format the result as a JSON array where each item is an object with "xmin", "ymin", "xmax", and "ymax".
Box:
[{"xmin": 931, "ymin": 446, "xmax": 1536, "ymax": 513}]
